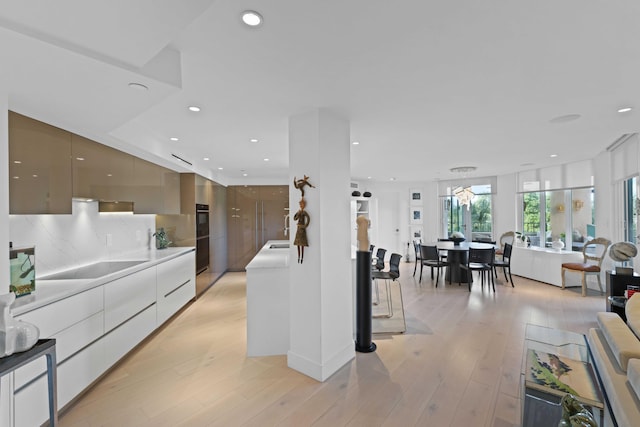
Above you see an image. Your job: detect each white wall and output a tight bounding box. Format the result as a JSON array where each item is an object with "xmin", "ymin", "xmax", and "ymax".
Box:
[{"xmin": 10, "ymin": 200, "xmax": 155, "ymax": 277}]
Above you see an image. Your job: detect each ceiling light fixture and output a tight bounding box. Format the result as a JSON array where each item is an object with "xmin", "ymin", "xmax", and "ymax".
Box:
[
  {"xmin": 263, "ymin": 158, "xmax": 269, "ymax": 162},
  {"xmin": 453, "ymin": 186, "xmax": 475, "ymax": 209},
  {"xmin": 203, "ymin": 157, "xmax": 210, "ymax": 161},
  {"xmin": 218, "ymin": 167, "xmax": 224, "ymax": 170},
  {"xmin": 188, "ymin": 106, "xmax": 201, "ymax": 112},
  {"xmin": 549, "ymin": 114, "xmax": 581, "ymax": 123},
  {"xmin": 128, "ymin": 82, "xmax": 148, "ymax": 91},
  {"xmin": 250, "ymin": 138, "xmax": 259, "ymax": 143},
  {"xmin": 13, "ymin": 160, "xmax": 21, "ymax": 164},
  {"xmin": 170, "ymin": 137, "xmax": 179, "ymax": 142},
  {"xmin": 241, "ymin": 10, "xmax": 263, "ymax": 27},
  {"xmin": 243, "ymin": 173, "xmax": 248, "ymax": 177},
  {"xmin": 449, "ymin": 166, "xmax": 477, "ymax": 174},
  {"xmin": 618, "ymin": 107, "xmax": 633, "ymax": 113},
  {"xmin": 550, "ymin": 154, "xmax": 558, "ymax": 158},
  {"xmin": 76, "ymin": 157, "xmax": 85, "ymax": 161},
  {"xmin": 352, "ymin": 141, "xmax": 360, "ymax": 145}
]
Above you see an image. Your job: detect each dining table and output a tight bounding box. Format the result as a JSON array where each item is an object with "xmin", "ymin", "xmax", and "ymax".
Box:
[{"xmin": 430, "ymin": 241, "xmax": 497, "ymax": 283}]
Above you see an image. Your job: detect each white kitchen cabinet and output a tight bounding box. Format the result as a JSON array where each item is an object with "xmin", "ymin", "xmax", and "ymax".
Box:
[
  {"xmin": 8, "ymin": 251, "xmax": 195, "ymax": 427},
  {"xmin": 156, "ymin": 251, "xmax": 196, "ymax": 325},
  {"xmin": 14, "ymin": 338, "xmax": 107, "ymax": 427},
  {"xmin": 13, "ymin": 286, "xmax": 104, "ymax": 388},
  {"xmin": 103, "ymin": 304, "xmax": 156, "ymax": 367},
  {"xmin": 104, "ymin": 266, "xmax": 156, "ymax": 332}
]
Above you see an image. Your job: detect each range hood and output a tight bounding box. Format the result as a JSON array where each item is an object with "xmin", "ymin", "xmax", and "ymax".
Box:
[{"xmin": 98, "ymin": 201, "xmax": 134, "ymax": 213}]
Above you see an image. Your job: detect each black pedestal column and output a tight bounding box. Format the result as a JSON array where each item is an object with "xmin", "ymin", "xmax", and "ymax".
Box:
[{"xmin": 355, "ymin": 250, "xmax": 376, "ymax": 352}]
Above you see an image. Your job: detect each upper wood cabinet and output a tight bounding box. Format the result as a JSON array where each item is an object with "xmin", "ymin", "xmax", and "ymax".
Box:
[
  {"xmin": 8, "ymin": 112, "xmax": 73, "ymax": 214},
  {"xmin": 71, "ymin": 134, "xmax": 135, "ymax": 202},
  {"xmin": 131, "ymin": 158, "xmax": 180, "ymax": 214}
]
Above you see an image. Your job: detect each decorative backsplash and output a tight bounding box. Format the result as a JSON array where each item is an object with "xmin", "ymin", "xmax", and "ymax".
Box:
[{"xmin": 9, "ymin": 199, "xmax": 155, "ymax": 277}]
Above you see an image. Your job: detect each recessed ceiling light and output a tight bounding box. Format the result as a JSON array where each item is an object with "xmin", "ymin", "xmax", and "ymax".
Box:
[
  {"xmin": 550, "ymin": 154, "xmax": 558, "ymax": 158},
  {"xmin": 367, "ymin": 176, "xmax": 372, "ymax": 179},
  {"xmin": 107, "ymin": 174, "xmax": 112, "ymax": 177},
  {"xmin": 241, "ymin": 10, "xmax": 263, "ymax": 27},
  {"xmin": 32, "ymin": 174, "xmax": 38, "ymax": 178},
  {"xmin": 352, "ymin": 141, "xmax": 360, "ymax": 145},
  {"xmin": 203, "ymin": 157, "xmax": 210, "ymax": 161},
  {"xmin": 618, "ymin": 107, "xmax": 633, "ymax": 113},
  {"xmin": 549, "ymin": 114, "xmax": 581, "ymax": 123},
  {"xmin": 170, "ymin": 137, "xmax": 179, "ymax": 142},
  {"xmin": 390, "ymin": 177, "xmax": 396, "ymax": 181},
  {"xmin": 76, "ymin": 157, "xmax": 85, "ymax": 161},
  {"xmin": 243, "ymin": 173, "xmax": 248, "ymax": 177},
  {"xmin": 250, "ymin": 138, "xmax": 259, "ymax": 143},
  {"xmin": 128, "ymin": 82, "xmax": 148, "ymax": 91},
  {"xmin": 188, "ymin": 106, "xmax": 201, "ymax": 112},
  {"xmin": 218, "ymin": 167, "xmax": 224, "ymax": 170},
  {"xmin": 13, "ymin": 160, "xmax": 21, "ymax": 164},
  {"xmin": 263, "ymin": 158, "xmax": 269, "ymax": 162}
]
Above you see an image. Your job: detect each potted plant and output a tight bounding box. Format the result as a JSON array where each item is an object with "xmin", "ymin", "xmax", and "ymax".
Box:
[{"xmin": 515, "ymin": 232, "xmax": 530, "ymax": 247}]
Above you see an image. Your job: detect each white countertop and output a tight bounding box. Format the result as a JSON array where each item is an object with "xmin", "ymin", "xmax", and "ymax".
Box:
[
  {"xmin": 245, "ymin": 240, "xmax": 290, "ymax": 270},
  {"xmin": 11, "ymin": 247, "xmax": 195, "ymax": 316}
]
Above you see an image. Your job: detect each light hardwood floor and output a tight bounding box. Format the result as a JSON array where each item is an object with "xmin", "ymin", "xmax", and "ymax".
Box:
[{"xmin": 58, "ymin": 262, "xmax": 605, "ymax": 427}]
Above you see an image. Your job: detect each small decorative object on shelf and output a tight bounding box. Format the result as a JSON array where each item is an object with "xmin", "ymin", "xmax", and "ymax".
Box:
[
  {"xmin": 515, "ymin": 232, "xmax": 530, "ymax": 247},
  {"xmin": 0, "ymin": 292, "xmax": 40, "ymax": 357},
  {"xmin": 351, "ymin": 190, "xmax": 361, "ymax": 197},
  {"xmin": 362, "ymin": 191, "xmax": 372, "ymax": 198},
  {"xmin": 9, "ymin": 246, "xmax": 35, "ymax": 297},
  {"xmin": 552, "ymin": 239, "xmax": 565, "ymax": 251},
  {"xmin": 609, "ymin": 241, "xmax": 637, "ymax": 275},
  {"xmin": 557, "ymin": 394, "xmax": 597, "ymax": 427},
  {"xmin": 153, "ymin": 228, "xmax": 172, "ymax": 249}
]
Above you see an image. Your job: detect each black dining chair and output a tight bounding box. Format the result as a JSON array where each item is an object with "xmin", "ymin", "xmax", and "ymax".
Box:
[
  {"xmin": 461, "ymin": 247, "xmax": 495, "ymax": 292},
  {"xmin": 493, "ymin": 243, "xmax": 514, "ymax": 287},
  {"xmin": 412, "ymin": 240, "xmax": 422, "ymax": 277},
  {"xmin": 420, "ymin": 245, "xmax": 449, "ymax": 286}
]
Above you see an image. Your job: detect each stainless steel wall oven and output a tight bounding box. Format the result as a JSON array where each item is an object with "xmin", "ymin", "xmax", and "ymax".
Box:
[{"xmin": 196, "ymin": 203, "xmax": 209, "ymax": 274}]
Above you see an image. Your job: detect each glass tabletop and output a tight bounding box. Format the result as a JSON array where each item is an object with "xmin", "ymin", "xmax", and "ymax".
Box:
[{"xmin": 524, "ymin": 323, "xmax": 589, "ymax": 363}]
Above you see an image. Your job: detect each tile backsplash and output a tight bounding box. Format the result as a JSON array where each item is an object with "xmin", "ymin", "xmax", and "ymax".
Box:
[{"xmin": 9, "ymin": 199, "xmax": 155, "ymax": 277}]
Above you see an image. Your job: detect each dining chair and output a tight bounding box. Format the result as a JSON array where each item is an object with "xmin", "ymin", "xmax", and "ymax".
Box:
[
  {"xmin": 412, "ymin": 240, "xmax": 422, "ymax": 277},
  {"xmin": 493, "ymin": 243, "xmax": 514, "ymax": 287},
  {"xmin": 420, "ymin": 245, "xmax": 450, "ymax": 286},
  {"xmin": 461, "ymin": 247, "xmax": 496, "ymax": 292},
  {"xmin": 496, "ymin": 231, "xmax": 515, "ymax": 256},
  {"xmin": 561, "ymin": 237, "xmax": 611, "ymax": 296}
]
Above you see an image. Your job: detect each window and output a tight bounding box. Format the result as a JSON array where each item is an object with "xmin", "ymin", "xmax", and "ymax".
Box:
[
  {"xmin": 442, "ymin": 184, "xmax": 493, "ymax": 240},
  {"xmin": 624, "ymin": 176, "xmax": 638, "ymax": 244},
  {"xmin": 518, "ymin": 187, "xmax": 595, "ymax": 250}
]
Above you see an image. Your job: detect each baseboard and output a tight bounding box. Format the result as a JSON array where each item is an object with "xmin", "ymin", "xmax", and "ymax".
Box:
[{"xmin": 287, "ymin": 342, "xmax": 354, "ymax": 382}]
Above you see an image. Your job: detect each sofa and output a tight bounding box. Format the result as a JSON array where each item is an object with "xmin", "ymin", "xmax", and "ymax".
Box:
[{"xmin": 588, "ymin": 294, "xmax": 640, "ymax": 426}]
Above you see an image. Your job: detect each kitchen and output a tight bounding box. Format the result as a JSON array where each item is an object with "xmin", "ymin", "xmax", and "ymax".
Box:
[{"xmin": 3, "ymin": 111, "xmax": 288, "ymax": 426}]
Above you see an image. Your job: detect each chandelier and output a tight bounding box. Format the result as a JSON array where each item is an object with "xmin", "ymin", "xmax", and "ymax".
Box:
[{"xmin": 453, "ymin": 186, "xmax": 475, "ymax": 209}]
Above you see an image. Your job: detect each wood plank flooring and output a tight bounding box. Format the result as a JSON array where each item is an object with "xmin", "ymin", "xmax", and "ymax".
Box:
[{"xmin": 58, "ymin": 262, "xmax": 605, "ymax": 427}]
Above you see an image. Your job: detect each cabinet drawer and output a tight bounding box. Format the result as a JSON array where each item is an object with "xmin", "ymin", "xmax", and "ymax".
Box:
[
  {"xmin": 15, "ymin": 285, "xmax": 103, "ymax": 337},
  {"xmin": 14, "ymin": 338, "xmax": 107, "ymax": 427},
  {"xmin": 103, "ymin": 303, "xmax": 156, "ymax": 368},
  {"xmin": 157, "ymin": 276, "xmax": 195, "ymax": 325},
  {"xmin": 14, "ymin": 311, "xmax": 104, "ymax": 389},
  {"xmin": 157, "ymin": 252, "xmax": 195, "ymax": 296},
  {"xmin": 104, "ymin": 266, "xmax": 156, "ymax": 332}
]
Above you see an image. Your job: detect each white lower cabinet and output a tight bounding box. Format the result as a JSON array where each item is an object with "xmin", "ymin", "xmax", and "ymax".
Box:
[
  {"xmin": 156, "ymin": 251, "xmax": 195, "ymax": 326},
  {"xmin": 9, "ymin": 251, "xmax": 196, "ymax": 427},
  {"xmin": 104, "ymin": 266, "xmax": 157, "ymax": 332},
  {"xmin": 103, "ymin": 303, "xmax": 156, "ymax": 367}
]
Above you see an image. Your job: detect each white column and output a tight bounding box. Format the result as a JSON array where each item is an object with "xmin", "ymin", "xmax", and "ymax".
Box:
[{"xmin": 288, "ymin": 108, "xmax": 354, "ymax": 381}]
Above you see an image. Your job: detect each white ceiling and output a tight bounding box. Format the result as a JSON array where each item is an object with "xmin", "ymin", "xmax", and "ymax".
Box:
[{"xmin": 2, "ymin": 0, "xmax": 640, "ymax": 185}]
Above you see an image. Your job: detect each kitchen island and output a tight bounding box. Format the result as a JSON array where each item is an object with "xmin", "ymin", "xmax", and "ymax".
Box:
[{"xmin": 245, "ymin": 240, "xmax": 290, "ymax": 357}]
